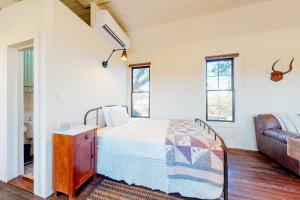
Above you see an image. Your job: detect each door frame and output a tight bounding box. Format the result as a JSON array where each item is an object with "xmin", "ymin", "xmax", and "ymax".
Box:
[
  {"xmin": 1, "ymin": 32, "xmax": 41, "ymax": 195},
  {"xmin": 17, "ymin": 47, "xmax": 25, "ymax": 176},
  {"xmin": 16, "ymin": 46, "xmax": 34, "ymax": 176}
]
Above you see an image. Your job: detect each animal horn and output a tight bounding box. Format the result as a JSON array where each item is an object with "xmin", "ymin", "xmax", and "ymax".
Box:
[
  {"xmin": 283, "ymin": 57, "xmax": 294, "ymax": 74},
  {"xmin": 272, "ymin": 59, "xmax": 281, "ymax": 72}
]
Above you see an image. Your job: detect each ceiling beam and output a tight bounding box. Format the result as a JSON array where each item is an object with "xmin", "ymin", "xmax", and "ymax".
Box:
[{"xmin": 60, "ymin": 0, "xmax": 90, "ymax": 24}]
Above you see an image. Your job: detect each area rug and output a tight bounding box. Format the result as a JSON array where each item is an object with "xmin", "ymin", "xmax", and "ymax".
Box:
[
  {"xmin": 86, "ymin": 179, "xmax": 184, "ymax": 200},
  {"xmin": 23, "ymin": 163, "xmax": 34, "ymax": 180}
]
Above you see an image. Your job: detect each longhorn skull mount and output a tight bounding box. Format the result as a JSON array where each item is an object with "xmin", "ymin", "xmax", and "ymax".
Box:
[{"xmin": 270, "ymin": 57, "xmax": 294, "ymax": 82}]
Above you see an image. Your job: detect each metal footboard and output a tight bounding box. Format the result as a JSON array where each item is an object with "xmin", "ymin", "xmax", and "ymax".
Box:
[{"xmin": 195, "ymin": 118, "xmax": 228, "ymax": 200}]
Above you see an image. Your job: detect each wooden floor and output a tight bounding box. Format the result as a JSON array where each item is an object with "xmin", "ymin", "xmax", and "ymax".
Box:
[
  {"xmin": 8, "ymin": 176, "xmax": 33, "ymax": 193},
  {"xmin": 0, "ymin": 149, "xmax": 300, "ymax": 200},
  {"xmin": 228, "ymin": 150, "xmax": 300, "ymax": 200}
]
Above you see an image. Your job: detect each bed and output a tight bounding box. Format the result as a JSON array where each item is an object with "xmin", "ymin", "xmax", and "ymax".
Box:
[{"xmin": 84, "ymin": 105, "xmax": 228, "ymax": 200}]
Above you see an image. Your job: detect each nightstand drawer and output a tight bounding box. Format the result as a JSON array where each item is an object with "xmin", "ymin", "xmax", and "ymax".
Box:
[{"xmin": 75, "ymin": 130, "xmax": 95, "ymax": 145}]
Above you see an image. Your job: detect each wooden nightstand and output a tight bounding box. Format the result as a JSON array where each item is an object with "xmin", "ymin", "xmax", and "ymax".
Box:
[
  {"xmin": 53, "ymin": 125, "xmax": 98, "ymax": 200},
  {"xmin": 287, "ymin": 136, "xmax": 300, "ymax": 160}
]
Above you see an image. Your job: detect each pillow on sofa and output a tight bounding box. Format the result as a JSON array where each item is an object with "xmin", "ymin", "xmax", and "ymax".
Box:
[{"xmin": 272, "ymin": 113, "xmax": 300, "ymax": 134}]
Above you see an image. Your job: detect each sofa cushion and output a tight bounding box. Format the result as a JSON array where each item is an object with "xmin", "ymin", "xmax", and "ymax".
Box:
[{"xmin": 264, "ymin": 129, "xmax": 299, "ymax": 144}]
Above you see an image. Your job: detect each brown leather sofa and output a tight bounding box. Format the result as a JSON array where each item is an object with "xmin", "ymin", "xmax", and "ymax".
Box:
[{"xmin": 254, "ymin": 114, "xmax": 300, "ymax": 176}]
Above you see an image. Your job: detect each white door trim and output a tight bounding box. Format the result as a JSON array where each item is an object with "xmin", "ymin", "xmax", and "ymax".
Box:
[
  {"xmin": 1, "ymin": 32, "xmax": 42, "ymax": 196},
  {"xmin": 6, "ymin": 46, "xmax": 20, "ymax": 180},
  {"xmin": 32, "ymin": 33, "xmax": 42, "ymax": 196},
  {"xmin": 18, "ymin": 50, "xmax": 25, "ymax": 176}
]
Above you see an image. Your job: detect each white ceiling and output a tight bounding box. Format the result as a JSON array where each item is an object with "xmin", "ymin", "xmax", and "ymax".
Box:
[
  {"xmin": 0, "ymin": 0, "xmax": 22, "ymax": 10},
  {"xmin": 0, "ymin": 0, "xmax": 270, "ymax": 32},
  {"xmin": 97, "ymin": 0, "xmax": 270, "ymax": 32}
]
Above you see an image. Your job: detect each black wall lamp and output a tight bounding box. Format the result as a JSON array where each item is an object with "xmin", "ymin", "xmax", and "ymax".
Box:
[{"xmin": 102, "ymin": 48, "xmax": 128, "ymax": 68}]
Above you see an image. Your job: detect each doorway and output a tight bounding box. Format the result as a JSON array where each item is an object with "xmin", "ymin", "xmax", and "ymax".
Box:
[
  {"xmin": 6, "ymin": 40, "xmax": 34, "ymax": 193},
  {"xmin": 23, "ymin": 48, "xmax": 34, "ymax": 181}
]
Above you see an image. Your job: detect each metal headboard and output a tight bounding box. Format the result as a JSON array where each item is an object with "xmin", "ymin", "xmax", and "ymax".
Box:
[
  {"xmin": 83, "ymin": 105, "xmax": 128, "ymax": 125},
  {"xmin": 195, "ymin": 118, "xmax": 228, "ymax": 200}
]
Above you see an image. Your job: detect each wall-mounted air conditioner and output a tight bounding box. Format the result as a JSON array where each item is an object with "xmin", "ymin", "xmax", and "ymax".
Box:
[{"xmin": 93, "ymin": 9, "xmax": 130, "ymax": 49}]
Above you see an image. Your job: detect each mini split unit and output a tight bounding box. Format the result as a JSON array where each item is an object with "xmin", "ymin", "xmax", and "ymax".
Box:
[{"xmin": 94, "ymin": 9, "xmax": 130, "ymax": 49}]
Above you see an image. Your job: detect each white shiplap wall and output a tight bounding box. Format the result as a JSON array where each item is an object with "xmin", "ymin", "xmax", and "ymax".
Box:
[
  {"xmin": 0, "ymin": 0, "xmax": 128, "ymax": 197},
  {"xmin": 128, "ymin": 0, "xmax": 300, "ymax": 150}
]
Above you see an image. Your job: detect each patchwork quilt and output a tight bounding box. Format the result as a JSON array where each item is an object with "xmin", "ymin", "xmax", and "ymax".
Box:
[{"xmin": 165, "ymin": 119, "xmax": 224, "ymax": 188}]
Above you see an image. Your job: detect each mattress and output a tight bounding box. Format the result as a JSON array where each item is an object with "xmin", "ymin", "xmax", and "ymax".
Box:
[{"xmin": 97, "ymin": 118, "xmax": 223, "ymax": 199}]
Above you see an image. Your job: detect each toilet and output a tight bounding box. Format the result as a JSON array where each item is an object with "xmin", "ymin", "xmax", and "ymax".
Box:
[{"xmin": 24, "ymin": 120, "xmax": 33, "ymax": 139}]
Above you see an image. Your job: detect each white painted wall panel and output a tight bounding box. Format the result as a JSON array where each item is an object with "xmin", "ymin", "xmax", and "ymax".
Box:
[
  {"xmin": 128, "ymin": 0, "xmax": 300, "ymax": 150},
  {"xmin": 0, "ymin": 0, "xmax": 43, "ymax": 185},
  {"xmin": 0, "ymin": 0, "xmax": 127, "ymax": 198}
]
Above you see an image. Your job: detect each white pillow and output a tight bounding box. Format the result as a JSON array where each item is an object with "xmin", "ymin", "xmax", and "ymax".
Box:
[
  {"xmin": 110, "ymin": 106, "xmax": 130, "ymax": 127},
  {"xmin": 102, "ymin": 106, "xmax": 113, "ymax": 127}
]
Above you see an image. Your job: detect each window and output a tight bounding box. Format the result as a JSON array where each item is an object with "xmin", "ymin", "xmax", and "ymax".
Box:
[
  {"xmin": 131, "ymin": 66, "xmax": 150, "ymax": 117},
  {"xmin": 206, "ymin": 58, "xmax": 234, "ymax": 122}
]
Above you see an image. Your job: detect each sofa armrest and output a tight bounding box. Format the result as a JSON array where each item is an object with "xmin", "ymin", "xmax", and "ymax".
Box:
[
  {"xmin": 254, "ymin": 114, "xmax": 281, "ymax": 135},
  {"xmin": 264, "ymin": 128, "xmax": 299, "ymax": 144}
]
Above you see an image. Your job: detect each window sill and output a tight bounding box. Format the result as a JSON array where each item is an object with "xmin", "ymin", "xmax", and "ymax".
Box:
[{"xmin": 131, "ymin": 116, "xmax": 150, "ymax": 118}]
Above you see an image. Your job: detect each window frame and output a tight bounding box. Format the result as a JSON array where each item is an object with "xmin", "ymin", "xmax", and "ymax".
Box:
[
  {"xmin": 205, "ymin": 57, "xmax": 235, "ymax": 122},
  {"xmin": 131, "ymin": 66, "xmax": 150, "ymax": 118}
]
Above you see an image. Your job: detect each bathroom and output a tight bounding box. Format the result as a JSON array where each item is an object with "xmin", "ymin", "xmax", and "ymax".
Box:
[{"xmin": 23, "ymin": 48, "xmax": 34, "ymax": 180}]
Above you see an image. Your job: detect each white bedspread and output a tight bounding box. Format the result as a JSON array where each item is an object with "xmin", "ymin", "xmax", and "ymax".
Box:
[
  {"xmin": 97, "ymin": 118, "xmax": 223, "ymax": 199},
  {"xmin": 98, "ymin": 118, "xmax": 169, "ymax": 160}
]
